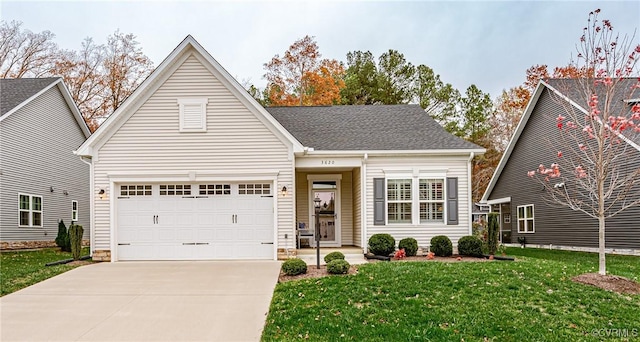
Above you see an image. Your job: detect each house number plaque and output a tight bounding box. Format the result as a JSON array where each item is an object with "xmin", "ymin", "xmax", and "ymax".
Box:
[{"xmin": 321, "ymin": 160, "xmax": 335, "ymax": 165}]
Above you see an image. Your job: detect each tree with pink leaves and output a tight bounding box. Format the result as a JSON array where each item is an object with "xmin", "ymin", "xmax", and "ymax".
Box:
[{"xmin": 528, "ymin": 9, "xmax": 640, "ymax": 275}]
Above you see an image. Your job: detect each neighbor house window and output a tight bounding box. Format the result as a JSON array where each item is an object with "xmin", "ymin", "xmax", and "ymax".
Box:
[
  {"xmin": 387, "ymin": 179, "xmax": 412, "ymax": 223},
  {"xmin": 178, "ymin": 98, "xmax": 208, "ymax": 132},
  {"xmin": 419, "ymin": 179, "xmax": 444, "ymax": 223},
  {"xmin": 517, "ymin": 204, "xmax": 534, "ymax": 233},
  {"xmin": 71, "ymin": 200, "xmax": 78, "ymax": 222},
  {"xmin": 19, "ymin": 194, "xmax": 42, "ymax": 227}
]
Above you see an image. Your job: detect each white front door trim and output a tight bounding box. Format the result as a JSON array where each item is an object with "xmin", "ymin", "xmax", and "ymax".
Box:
[{"xmin": 307, "ymin": 174, "xmax": 342, "ymax": 247}]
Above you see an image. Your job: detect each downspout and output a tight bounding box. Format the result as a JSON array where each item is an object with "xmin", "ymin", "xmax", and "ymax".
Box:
[
  {"xmin": 467, "ymin": 152, "xmax": 475, "ymax": 235},
  {"xmin": 361, "ymin": 153, "xmax": 368, "ymax": 254},
  {"xmin": 79, "ymin": 155, "xmax": 94, "ymax": 257}
]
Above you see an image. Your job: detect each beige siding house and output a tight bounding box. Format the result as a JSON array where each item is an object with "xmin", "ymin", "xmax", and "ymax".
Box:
[{"xmin": 76, "ymin": 36, "xmax": 484, "ymax": 261}]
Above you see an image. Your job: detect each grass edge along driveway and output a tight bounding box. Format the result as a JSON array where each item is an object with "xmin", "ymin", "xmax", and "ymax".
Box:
[
  {"xmin": 262, "ymin": 248, "xmax": 640, "ymax": 341},
  {"xmin": 1, "ymin": 247, "xmax": 90, "ymax": 296}
]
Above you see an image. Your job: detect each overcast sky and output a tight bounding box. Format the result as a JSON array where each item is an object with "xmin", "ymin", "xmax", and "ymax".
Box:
[{"xmin": 2, "ymin": 1, "xmax": 639, "ymax": 98}]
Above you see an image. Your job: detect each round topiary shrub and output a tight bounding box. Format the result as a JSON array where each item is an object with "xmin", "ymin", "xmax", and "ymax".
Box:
[
  {"xmin": 398, "ymin": 237, "xmax": 418, "ymax": 256},
  {"xmin": 430, "ymin": 235, "xmax": 453, "ymax": 257},
  {"xmin": 368, "ymin": 233, "xmax": 396, "ymax": 256},
  {"xmin": 282, "ymin": 258, "xmax": 307, "ymax": 276},
  {"xmin": 457, "ymin": 235, "xmax": 483, "ymax": 257},
  {"xmin": 326, "ymin": 259, "xmax": 350, "ymax": 274},
  {"xmin": 324, "ymin": 251, "xmax": 345, "ymax": 263}
]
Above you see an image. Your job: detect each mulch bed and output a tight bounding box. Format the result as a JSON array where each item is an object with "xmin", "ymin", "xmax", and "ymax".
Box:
[
  {"xmin": 279, "ymin": 265, "xmax": 358, "ymax": 283},
  {"xmin": 278, "ymin": 255, "xmax": 490, "ymax": 283},
  {"xmin": 572, "ymin": 273, "xmax": 640, "ymax": 295}
]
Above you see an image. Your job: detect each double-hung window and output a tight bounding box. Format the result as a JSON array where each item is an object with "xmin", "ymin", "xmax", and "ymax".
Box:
[
  {"xmin": 19, "ymin": 194, "xmax": 42, "ymax": 227},
  {"xmin": 419, "ymin": 179, "xmax": 444, "ymax": 223},
  {"xmin": 387, "ymin": 179, "xmax": 412, "ymax": 223},
  {"xmin": 386, "ymin": 177, "xmax": 446, "ymax": 224},
  {"xmin": 517, "ymin": 204, "xmax": 534, "ymax": 233}
]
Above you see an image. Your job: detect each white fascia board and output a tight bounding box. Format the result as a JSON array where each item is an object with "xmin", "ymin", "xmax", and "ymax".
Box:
[
  {"xmin": 486, "ymin": 197, "xmax": 511, "ymax": 205},
  {"xmin": 0, "ymin": 78, "xmax": 58, "ymax": 122},
  {"xmin": 55, "ymin": 80, "xmax": 92, "ymax": 138},
  {"xmin": 481, "ymin": 82, "xmax": 547, "ymax": 203},
  {"xmin": 544, "ymin": 80, "xmax": 640, "ymax": 152}
]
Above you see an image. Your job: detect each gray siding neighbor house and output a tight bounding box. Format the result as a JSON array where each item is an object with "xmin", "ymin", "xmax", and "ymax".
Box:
[
  {"xmin": 482, "ymin": 79, "xmax": 640, "ymax": 254},
  {"xmin": 0, "ymin": 78, "xmax": 91, "ymax": 243}
]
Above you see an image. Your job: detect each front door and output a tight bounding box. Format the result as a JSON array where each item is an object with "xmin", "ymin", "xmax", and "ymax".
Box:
[{"xmin": 310, "ymin": 180, "xmax": 340, "ymax": 247}]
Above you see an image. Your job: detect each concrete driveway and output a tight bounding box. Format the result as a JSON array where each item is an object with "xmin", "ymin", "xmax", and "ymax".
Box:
[{"xmin": 0, "ymin": 261, "xmax": 281, "ymax": 341}]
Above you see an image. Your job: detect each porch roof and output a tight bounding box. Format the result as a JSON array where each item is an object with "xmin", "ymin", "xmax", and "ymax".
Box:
[{"xmin": 266, "ymin": 104, "xmax": 482, "ymax": 151}]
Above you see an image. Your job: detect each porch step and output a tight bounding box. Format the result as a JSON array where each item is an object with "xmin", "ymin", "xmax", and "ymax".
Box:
[{"xmin": 297, "ymin": 248, "xmax": 367, "ymax": 265}]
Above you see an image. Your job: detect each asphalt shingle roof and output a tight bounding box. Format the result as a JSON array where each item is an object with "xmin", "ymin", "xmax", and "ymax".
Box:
[
  {"xmin": 0, "ymin": 78, "xmax": 59, "ymax": 116},
  {"xmin": 266, "ymin": 104, "xmax": 482, "ymax": 151}
]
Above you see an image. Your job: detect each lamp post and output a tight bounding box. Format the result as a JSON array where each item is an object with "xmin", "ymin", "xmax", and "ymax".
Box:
[{"xmin": 314, "ymin": 195, "xmax": 321, "ymax": 269}]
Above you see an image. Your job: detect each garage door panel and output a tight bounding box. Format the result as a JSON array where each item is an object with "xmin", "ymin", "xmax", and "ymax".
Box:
[
  {"xmin": 157, "ymin": 228, "xmax": 177, "ymax": 242},
  {"xmin": 214, "ymin": 228, "xmax": 235, "ymax": 241},
  {"xmin": 117, "ymin": 183, "xmax": 274, "ymax": 260},
  {"xmin": 197, "ymin": 228, "xmax": 215, "ymax": 241}
]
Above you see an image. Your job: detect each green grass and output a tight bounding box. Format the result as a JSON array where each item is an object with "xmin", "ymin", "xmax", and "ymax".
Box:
[
  {"xmin": 262, "ymin": 249, "xmax": 640, "ymax": 341},
  {"xmin": 1, "ymin": 247, "xmax": 90, "ymax": 296}
]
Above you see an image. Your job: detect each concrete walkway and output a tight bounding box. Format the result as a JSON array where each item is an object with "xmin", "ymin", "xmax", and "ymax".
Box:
[{"xmin": 0, "ymin": 261, "xmax": 281, "ymax": 341}]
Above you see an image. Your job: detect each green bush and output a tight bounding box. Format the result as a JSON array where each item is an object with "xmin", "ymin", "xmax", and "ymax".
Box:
[
  {"xmin": 326, "ymin": 259, "xmax": 350, "ymax": 274},
  {"xmin": 324, "ymin": 251, "xmax": 345, "ymax": 263},
  {"xmin": 55, "ymin": 220, "xmax": 70, "ymax": 252},
  {"xmin": 398, "ymin": 238, "xmax": 418, "ymax": 256},
  {"xmin": 282, "ymin": 258, "xmax": 307, "ymax": 276},
  {"xmin": 69, "ymin": 224, "xmax": 84, "ymax": 260},
  {"xmin": 488, "ymin": 213, "xmax": 499, "ymax": 255},
  {"xmin": 368, "ymin": 233, "xmax": 396, "ymax": 256},
  {"xmin": 430, "ymin": 235, "xmax": 453, "ymax": 257},
  {"xmin": 458, "ymin": 235, "xmax": 483, "ymax": 257}
]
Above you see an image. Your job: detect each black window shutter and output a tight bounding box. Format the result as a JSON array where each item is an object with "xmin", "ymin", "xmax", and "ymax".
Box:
[
  {"xmin": 374, "ymin": 178, "xmax": 385, "ymax": 225},
  {"xmin": 446, "ymin": 177, "xmax": 458, "ymax": 225}
]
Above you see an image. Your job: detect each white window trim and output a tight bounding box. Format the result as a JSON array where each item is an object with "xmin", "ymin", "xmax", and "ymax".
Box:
[
  {"xmin": 517, "ymin": 204, "xmax": 535, "ymax": 233},
  {"xmin": 177, "ymin": 98, "xmax": 208, "ymax": 132},
  {"xmin": 18, "ymin": 193, "xmax": 43, "ymax": 227},
  {"xmin": 71, "ymin": 200, "xmax": 78, "ymax": 222},
  {"xmin": 385, "ymin": 174, "xmax": 447, "ymax": 225}
]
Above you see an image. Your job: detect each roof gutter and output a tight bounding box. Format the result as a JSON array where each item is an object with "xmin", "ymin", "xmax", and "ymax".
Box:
[{"xmin": 300, "ymin": 149, "xmax": 486, "ymax": 157}]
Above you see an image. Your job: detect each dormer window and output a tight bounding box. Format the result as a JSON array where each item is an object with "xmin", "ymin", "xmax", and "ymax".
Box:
[{"xmin": 178, "ymin": 98, "xmax": 208, "ymax": 132}]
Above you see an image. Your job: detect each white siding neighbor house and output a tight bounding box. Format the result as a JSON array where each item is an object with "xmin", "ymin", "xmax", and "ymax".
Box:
[
  {"xmin": 75, "ymin": 36, "xmax": 484, "ymax": 261},
  {"xmin": 0, "ymin": 78, "xmax": 91, "ymax": 243}
]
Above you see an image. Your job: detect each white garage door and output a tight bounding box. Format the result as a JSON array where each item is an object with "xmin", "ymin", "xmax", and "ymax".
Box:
[{"xmin": 116, "ymin": 183, "xmax": 274, "ymax": 260}]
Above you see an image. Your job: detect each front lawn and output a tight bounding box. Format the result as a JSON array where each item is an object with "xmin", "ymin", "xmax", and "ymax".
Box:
[
  {"xmin": 1, "ymin": 247, "xmax": 90, "ymax": 296},
  {"xmin": 262, "ymin": 249, "xmax": 640, "ymax": 341}
]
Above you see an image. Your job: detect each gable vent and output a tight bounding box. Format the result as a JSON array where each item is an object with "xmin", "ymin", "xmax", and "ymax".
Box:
[{"xmin": 178, "ymin": 98, "xmax": 208, "ymax": 132}]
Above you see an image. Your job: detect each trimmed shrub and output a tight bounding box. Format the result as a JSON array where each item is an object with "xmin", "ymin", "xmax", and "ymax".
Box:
[
  {"xmin": 398, "ymin": 238, "xmax": 418, "ymax": 256},
  {"xmin": 282, "ymin": 258, "xmax": 307, "ymax": 276},
  {"xmin": 368, "ymin": 233, "xmax": 395, "ymax": 256},
  {"xmin": 458, "ymin": 235, "xmax": 483, "ymax": 257},
  {"xmin": 487, "ymin": 213, "xmax": 499, "ymax": 255},
  {"xmin": 430, "ymin": 235, "xmax": 453, "ymax": 257},
  {"xmin": 326, "ymin": 259, "xmax": 350, "ymax": 274},
  {"xmin": 324, "ymin": 251, "xmax": 345, "ymax": 263},
  {"xmin": 55, "ymin": 220, "xmax": 70, "ymax": 252},
  {"xmin": 69, "ymin": 224, "xmax": 84, "ymax": 260}
]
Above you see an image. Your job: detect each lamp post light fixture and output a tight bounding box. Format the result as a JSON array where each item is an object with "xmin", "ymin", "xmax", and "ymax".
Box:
[{"xmin": 314, "ymin": 195, "xmax": 322, "ymax": 269}]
